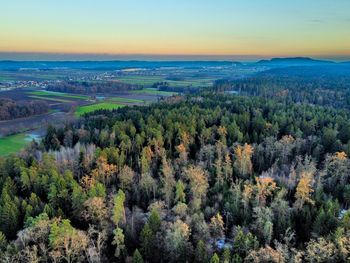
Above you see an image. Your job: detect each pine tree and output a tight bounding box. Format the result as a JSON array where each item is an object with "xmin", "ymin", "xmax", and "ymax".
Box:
[
  {"xmin": 140, "ymin": 223, "xmax": 153, "ymax": 260},
  {"xmin": 0, "ymin": 178, "xmax": 20, "ymax": 239},
  {"xmin": 210, "ymin": 253, "xmax": 220, "ymax": 263},
  {"xmin": 132, "ymin": 249, "xmax": 144, "ymax": 263},
  {"xmin": 113, "ymin": 190, "xmax": 126, "ymax": 227},
  {"xmin": 175, "ymin": 180, "xmax": 186, "ymax": 203},
  {"xmin": 312, "ymin": 208, "xmax": 326, "ymax": 236},
  {"xmin": 232, "ymin": 254, "xmax": 243, "ymax": 263},
  {"xmin": 149, "ymin": 209, "xmax": 161, "ymax": 233},
  {"xmin": 0, "ymin": 231, "xmax": 7, "ymax": 251},
  {"xmin": 112, "ymin": 227, "xmax": 125, "ymax": 259},
  {"xmin": 221, "ymin": 247, "xmax": 231, "ymax": 263},
  {"xmin": 160, "ymin": 157, "xmax": 175, "ymax": 208},
  {"xmin": 194, "ymin": 240, "xmax": 208, "ymax": 263}
]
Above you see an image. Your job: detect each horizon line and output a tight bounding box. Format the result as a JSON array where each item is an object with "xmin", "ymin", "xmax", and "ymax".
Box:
[{"xmin": 0, "ymin": 52, "xmax": 349, "ymax": 62}]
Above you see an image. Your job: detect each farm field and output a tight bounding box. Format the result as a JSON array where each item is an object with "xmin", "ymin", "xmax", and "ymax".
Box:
[
  {"xmin": 166, "ymin": 78, "xmax": 215, "ymax": 88},
  {"xmin": 115, "ymin": 75, "xmax": 164, "ymax": 86},
  {"xmin": 0, "ymin": 133, "xmax": 29, "ymax": 156},
  {"xmin": 28, "ymin": 95, "xmax": 71, "ymax": 103},
  {"xmin": 0, "ymin": 62, "xmax": 247, "ymax": 158},
  {"xmin": 107, "ymin": 97, "xmax": 145, "ymax": 104},
  {"xmin": 75, "ymin": 102, "xmax": 124, "ymax": 116},
  {"xmin": 115, "ymin": 75, "xmax": 215, "ymax": 88},
  {"xmin": 28, "ymin": 90, "xmax": 90, "ymax": 100},
  {"xmin": 0, "ymin": 66, "xmax": 212, "ymax": 157},
  {"xmin": 131, "ymin": 88, "xmax": 178, "ymax": 96}
]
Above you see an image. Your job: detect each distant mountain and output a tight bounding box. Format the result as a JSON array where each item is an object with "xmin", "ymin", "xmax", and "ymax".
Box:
[{"xmin": 256, "ymin": 57, "xmax": 334, "ymax": 66}]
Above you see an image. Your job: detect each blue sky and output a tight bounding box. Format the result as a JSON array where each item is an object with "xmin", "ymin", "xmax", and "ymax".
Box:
[{"xmin": 0, "ymin": 0, "xmax": 349, "ymax": 60}]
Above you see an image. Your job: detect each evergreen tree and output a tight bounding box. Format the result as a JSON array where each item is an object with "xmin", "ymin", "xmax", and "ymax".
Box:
[
  {"xmin": 210, "ymin": 253, "xmax": 220, "ymax": 263},
  {"xmin": 113, "ymin": 190, "xmax": 126, "ymax": 227},
  {"xmin": 140, "ymin": 223, "xmax": 153, "ymax": 260},
  {"xmin": 221, "ymin": 247, "xmax": 231, "ymax": 263},
  {"xmin": 0, "ymin": 178, "xmax": 20, "ymax": 239},
  {"xmin": 0, "ymin": 231, "xmax": 7, "ymax": 251},
  {"xmin": 175, "ymin": 180, "xmax": 186, "ymax": 203},
  {"xmin": 149, "ymin": 209, "xmax": 161, "ymax": 233},
  {"xmin": 194, "ymin": 240, "xmax": 208, "ymax": 263},
  {"xmin": 133, "ymin": 249, "xmax": 144, "ymax": 263},
  {"xmin": 112, "ymin": 227, "xmax": 125, "ymax": 259}
]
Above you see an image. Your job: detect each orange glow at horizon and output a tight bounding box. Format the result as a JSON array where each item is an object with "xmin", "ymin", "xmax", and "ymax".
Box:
[{"xmin": 1, "ymin": 0, "xmax": 350, "ymax": 60}]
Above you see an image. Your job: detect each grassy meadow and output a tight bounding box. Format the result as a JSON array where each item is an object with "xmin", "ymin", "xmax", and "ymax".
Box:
[
  {"xmin": 28, "ymin": 90, "xmax": 90, "ymax": 100},
  {"xmin": 115, "ymin": 75, "xmax": 214, "ymax": 88},
  {"xmin": 0, "ymin": 134, "xmax": 29, "ymax": 156},
  {"xmin": 75, "ymin": 102, "xmax": 124, "ymax": 117},
  {"xmin": 131, "ymin": 88, "xmax": 178, "ymax": 96}
]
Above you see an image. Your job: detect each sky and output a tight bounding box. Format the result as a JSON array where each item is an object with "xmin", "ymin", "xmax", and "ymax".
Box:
[{"xmin": 0, "ymin": 0, "xmax": 350, "ymax": 61}]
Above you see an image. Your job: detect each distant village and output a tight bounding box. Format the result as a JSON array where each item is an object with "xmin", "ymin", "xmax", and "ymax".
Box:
[{"xmin": 0, "ymin": 71, "xmax": 118, "ymax": 91}]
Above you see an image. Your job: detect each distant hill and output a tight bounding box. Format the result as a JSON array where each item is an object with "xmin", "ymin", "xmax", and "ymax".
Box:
[
  {"xmin": 256, "ymin": 57, "xmax": 334, "ymax": 66},
  {"xmin": 256, "ymin": 64, "xmax": 350, "ymax": 79},
  {"xmin": 0, "ymin": 60, "xmax": 240, "ymax": 71}
]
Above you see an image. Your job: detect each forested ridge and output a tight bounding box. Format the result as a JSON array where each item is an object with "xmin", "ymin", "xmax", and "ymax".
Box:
[
  {"xmin": 2, "ymin": 93, "xmax": 350, "ymax": 262},
  {"xmin": 214, "ymin": 65, "xmax": 350, "ymax": 109}
]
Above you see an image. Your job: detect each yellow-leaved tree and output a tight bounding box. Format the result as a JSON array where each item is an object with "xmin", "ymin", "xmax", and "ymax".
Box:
[
  {"xmin": 294, "ymin": 171, "xmax": 314, "ymax": 210},
  {"xmin": 234, "ymin": 143, "xmax": 253, "ymax": 178}
]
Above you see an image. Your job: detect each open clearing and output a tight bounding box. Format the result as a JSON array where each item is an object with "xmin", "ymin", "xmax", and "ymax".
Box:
[
  {"xmin": 166, "ymin": 78, "xmax": 215, "ymax": 88},
  {"xmin": 0, "ymin": 133, "xmax": 29, "ymax": 156},
  {"xmin": 28, "ymin": 90, "xmax": 90, "ymax": 100},
  {"xmin": 115, "ymin": 76, "xmax": 164, "ymax": 86},
  {"xmin": 107, "ymin": 97, "xmax": 144, "ymax": 103},
  {"xmin": 115, "ymin": 75, "xmax": 214, "ymax": 88},
  {"xmin": 131, "ymin": 88, "xmax": 178, "ymax": 96},
  {"xmin": 75, "ymin": 102, "xmax": 124, "ymax": 117},
  {"xmin": 28, "ymin": 95, "xmax": 72, "ymax": 103}
]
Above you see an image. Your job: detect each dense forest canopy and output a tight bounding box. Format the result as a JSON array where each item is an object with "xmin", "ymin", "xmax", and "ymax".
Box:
[
  {"xmin": 153, "ymin": 81, "xmax": 200, "ymax": 93},
  {"xmin": 48, "ymin": 80, "xmax": 201, "ymax": 95},
  {"xmin": 2, "ymin": 90, "xmax": 350, "ymax": 262},
  {"xmin": 0, "ymin": 98, "xmax": 49, "ymax": 121},
  {"xmin": 47, "ymin": 81, "xmax": 137, "ymax": 94},
  {"xmin": 214, "ymin": 65, "xmax": 350, "ymax": 109}
]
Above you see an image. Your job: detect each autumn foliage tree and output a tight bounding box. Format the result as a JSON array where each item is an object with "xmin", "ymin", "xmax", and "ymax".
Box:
[{"xmin": 234, "ymin": 144, "xmax": 253, "ymax": 179}]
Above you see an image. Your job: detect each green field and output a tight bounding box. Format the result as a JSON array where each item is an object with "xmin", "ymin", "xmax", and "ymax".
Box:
[
  {"xmin": 115, "ymin": 76, "xmax": 164, "ymax": 86},
  {"xmin": 166, "ymin": 78, "xmax": 214, "ymax": 88},
  {"xmin": 29, "ymin": 95, "xmax": 71, "ymax": 103},
  {"xmin": 0, "ymin": 134, "xmax": 29, "ymax": 156},
  {"xmin": 115, "ymin": 75, "xmax": 214, "ymax": 88},
  {"xmin": 131, "ymin": 88, "xmax": 178, "ymax": 96},
  {"xmin": 75, "ymin": 102, "xmax": 124, "ymax": 117},
  {"xmin": 28, "ymin": 90, "xmax": 90, "ymax": 100},
  {"xmin": 108, "ymin": 97, "xmax": 144, "ymax": 103}
]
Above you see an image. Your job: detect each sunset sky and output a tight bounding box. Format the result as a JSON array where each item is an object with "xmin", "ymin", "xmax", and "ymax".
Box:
[{"xmin": 1, "ymin": 0, "xmax": 350, "ymax": 60}]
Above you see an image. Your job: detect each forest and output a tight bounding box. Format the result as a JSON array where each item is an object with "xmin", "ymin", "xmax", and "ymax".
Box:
[
  {"xmin": 0, "ymin": 99, "xmax": 49, "ymax": 121},
  {"xmin": 153, "ymin": 82, "xmax": 201, "ymax": 94},
  {"xmin": 1, "ymin": 91, "xmax": 350, "ymax": 262},
  {"xmin": 214, "ymin": 65, "xmax": 350, "ymax": 109},
  {"xmin": 47, "ymin": 81, "xmax": 136, "ymax": 94}
]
